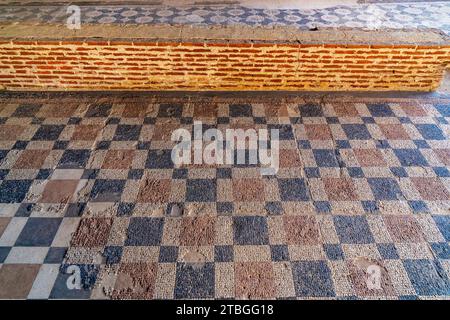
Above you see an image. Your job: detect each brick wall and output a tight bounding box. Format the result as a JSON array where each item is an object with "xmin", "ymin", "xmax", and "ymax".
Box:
[{"xmin": 0, "ymin": 40, "xmax": 449, "ymax": 91}]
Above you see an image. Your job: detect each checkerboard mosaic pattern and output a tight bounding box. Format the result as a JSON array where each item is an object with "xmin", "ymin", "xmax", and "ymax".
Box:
[{"xmin": 0, "ymin": 94, "xmax": 449, "ymax": 299}]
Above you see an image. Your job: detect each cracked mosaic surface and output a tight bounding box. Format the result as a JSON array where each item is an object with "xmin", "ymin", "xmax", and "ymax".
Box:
[
  {"xmin": 0, "ymin": 2, "xmax": 449, "ymax": 35},
  {"xmin": 0, "ymin": 93, "xmax": 449, "ymax": 299}
]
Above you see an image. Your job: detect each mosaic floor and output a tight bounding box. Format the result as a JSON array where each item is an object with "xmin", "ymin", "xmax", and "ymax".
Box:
[
  {"xmin": 0, "ymin": 93, "xmax": 449, "ymax": 299},
  {"xmin": 0, "ymin": 2, "xmax": 449, "ymax": 35}
]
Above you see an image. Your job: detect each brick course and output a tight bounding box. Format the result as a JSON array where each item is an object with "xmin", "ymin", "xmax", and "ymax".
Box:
[{"xmin": 0, "ymin": 40, "xmax": 449, "ymax": 91}]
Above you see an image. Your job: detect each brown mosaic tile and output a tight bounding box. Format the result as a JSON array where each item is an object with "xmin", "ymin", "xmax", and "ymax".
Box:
[
  {"xmin": 323, "ymin": 177, "xmax": 358, "ymax": 201},
  {"xmin": 0, "ymin": 125, "xmax": 25, "ymax": 140},
  {"xmin": 137, "ymin": 178, "xmax": 171, "ymax": 203},
  {"xmin": 411, "ymin": 177, "xmax": 450, "ymax": 201},
  {"xmin": 232, "ymin": 178, "xmax": 265, "ymax": 202},
  {"xmin": 433, "ymin": 149, "xmax": 450, "ymax": 166},
  {"xmin": 283, "ymin": 216, "xmax": 320, "ymax": 245},
  {"xmin": 264, "ymin": 104, "xmax": 289, "ymax": 118},
  {"xmin": 304, "ymin": 124, "xmax": 333, "ymax": 140},
  {"xmin": 39, "ymin": 180, "xmax": 79, "ymax": 203},
  {"xmin": 279, "ymin": 149, "xmax": 302, "ymax": 168},
  {"xmin": 38, "ymin": 103, "xmax": 78, "ymax": 118},
  {"xmin": 194, "ymin": 103, "xmax": 218, "ymax": 118},
  {"xmin": 0, "ymin": 217, "xmax": 10, "ymax": 238},
  {"xmin": 179, "ymin": 216, "xmax": 215, "ymax": 246},
  {"xmin": 379, "ymin": 124, "xmax": 410, "ymax": 140},
  {"xmin": 71, "ymin": 218, "xmax": 113, "ymax": 247},
  {"xmin": 235, "ymin": 262, "xmax": 275, "ymax": 299},
  {"xmin": 354, "ymin": 149, "xmax": 386, "ymax": 167},
  {"xmin": 122, "ymin": 103, "xmax": 147, "ymax": 118},
  {"xmin": 151, "ymin": 123, "xmax": 181, "ymax": 141},
  {"xmin": 400, "ymin": 104, "xmax": 427, "ymax": 117},
  {"xmin": 72, "ymin": 124, "xmax": 102, "ymax": 141},
  {"xmin": 384, "ymin": 215, "xmax": 423, "ymax": 243},
  {"xmin": 332, "ymin": 103, "xmax": 359, "ymax": 117},
  {"xmin": 0, "ymin": 264, "xmax": 41, "ymax": 299},
  {"xmin": 102, "ymin": 150, "xmax": 135, "ymax": 169},
  {"xmin": 347, "ymin": 258, "xmax": 396, "ymax": 297},
  {"xmin": 111, "ymin": 262, "xmax": 158, "ymax": 299},
  {"xmin": 13, "ymin": 150, "xmax": 50, "ymax": 169}
]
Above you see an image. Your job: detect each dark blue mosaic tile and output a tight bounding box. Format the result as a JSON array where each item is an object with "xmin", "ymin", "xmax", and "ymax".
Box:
[
  {"xmin": 278, "ymin": 178, "xmax": 310, "ymax": 201},
  {"xmin": 291, "ymin": 261, "xmax": 335, "ymax": 297},
  {"xmin": 0, "ymin": 179, "xmax": 32, "ymax": 203},
  {"xmin": 403, "ymin": 260, "xmax": 450, "ymax": 296},
  {"xmin": 233, "ymin": 216, "xmax": 269, "ymax": 245},
  {"xmin": 333, "ymin": 215, "xmax": 374, "ymax": 244},
  {"xmin": 367, "ymin": 178, "xmax": 403, "ymax": 200},
  {"xmin": 377, "ymin": 243, "xmax": 399, "ymax": 260},
  {"xmin": 15, "ymin": 218, "xmax": 62, "ymax": 246},
  {"xmin": 85, "ymin": 103, "xmax": 112, "ymax": 117},
  {"xmin": 58, "ymin": 149, "xmax": 91, "ymax": 169},
  {"xmin": 159, "ymin": 246, "xmax": 179, "ymax": 263},
  {"xmin": 215, "ymin": 245, "xmax": 234, "ymax": 262},
  {"xmin": 103, "ymin": 246, "xmax": 123, "ymax": 265},
  {"xmin": 323, "ymin": 244, "xmax": 344, "ymax": 260},
  {"xmin": 415, "ymin": 124, "xmax": 446, "ymax": 140},
  {"xmin": 186, "ymin": 179, "xmax": 216, "ymax": 202},
  {"xmin": 174, "ymin": 263, "xmax": 215, "ymax": 299},
  {"xmin": 44, "ymin": 247, "xmax": 67, "ymax": 264},
  {"xmin": 299, "ymin": 103, "xmax": 323, "ymax": 117},
  {"xmin": 271, "ymin": 245, "xmax": 289, "ymax": 262},
  {"xmin": 125, "ymin": 217, "xmax": 164, "ymax": 246}
]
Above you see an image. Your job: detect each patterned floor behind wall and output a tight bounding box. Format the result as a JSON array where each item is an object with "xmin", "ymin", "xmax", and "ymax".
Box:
[
  {"xmin": 0, "ymin": 93, "xmax": 449, "ymax": 299},
  {"xmin": 0, "ymin": 2, "xmax": 449, "ymax": 35}
]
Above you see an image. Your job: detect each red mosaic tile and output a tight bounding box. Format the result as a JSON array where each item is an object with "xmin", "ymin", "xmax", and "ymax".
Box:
[
  {"xmin": 111, "ymin": 262, "xmax": 158, "ymax": 299},
  {"xmin": 347, "ymin": 258, "xmax": 396, "ymax": 297},
  {"xmin": 0, "ymin": 264, "xmax": 41, "ymax": 299},
  {"xmin": 102, "ymin": 150, "xmax": 135, "ymax": 169},
  {"xmin": 13, "ymin": 150, "xmax": 50, "ymax": 169},
  {"xmin": 323, "ymin": 177, "xmax": 358, "ymax": 201},
  {"xmin": 232, "ymin": 178, "xmax": 265, "ymax": 201},
  {"xmin": 235, "ymin": 262, "xmax": 275, "ymax": 299},
  {"xmin": 400, "ymin": 104, "xmax": 427, "ymax": 117},
  {"xmin": 379, "ymin": 124, "xmax": 410, "ymax": 140},
  {"xmin": 39, "ymin": 103, "xmax": 78, "ymax": 118},
  {"xmin": 179, "ymin": 216, "xmax": 215, "ymax": 246},
  {"xmin": 0, "ymin": 125, "xmax": 25, "ymax": 140},
  {"xmin": 411, "ymin": 177, "xmax": 450, "ymax": 201},
  {"xmin": 122, "ymin": 103, "xmax": 147, "ymax": 118},
  {"xmin": 194, "ymin": 103, "xmax": 218, "ymax": 117},
  {"xmin": 152, "ymin": 123, "xmax": 182, "ymax": 141},
  {"xmin": 72, "ymin": 125, "xmax": 102, "ymax": 141},
  {"xmin": 39, "ymin": 180, "xmax": 79, "ymax": 203},
  {"xmin": 283, "ymin": 216, "xmax": 320, "ymax": 245},
  {"xmin": 384, "ymin": 215, "xmax": 423, "ymax": 243},
  {"xmin": 279, "ymin": 149, "xmax": 303, "ymax": 168},
  {"xmin": 304, "ymin": 124, "xmax": 333, "ymax": 140},
  {"xmin": 354, "ymin": 149, "xmax": 386, "ymax": 167},
  {"xmin": 137, "ymin": 178, "xmax": 171, "ymax": 203},
  {"xmin": 433, "ymin": 149, "xmax": 450, "ymax": 166},
  {"xmin": 264, "ymin": 103, "xmax": 289, "ymax": 118},
  {"xmin": 332, "ymin": 103, "xmax": 359, "ymax": 116},
  {"xmin": 0, "ymin": 217, "xmax": 10, "ymax": 238},
  {"xmin": 71, "ymin": 218, "xmax": 113, "ymax": 247}
]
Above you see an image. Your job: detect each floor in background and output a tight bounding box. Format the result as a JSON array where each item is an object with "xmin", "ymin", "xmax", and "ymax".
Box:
[
  {"xmin": 0, "ymin": 92, "xmax": 449, "ymax": 299},
  {"xmin": 0, "ymin": 1, "xmax": 449, "ymax": 35}
]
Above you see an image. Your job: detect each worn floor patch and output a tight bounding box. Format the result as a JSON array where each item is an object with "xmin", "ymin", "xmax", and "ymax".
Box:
[{"xmin": 0, "ymin": 93, "xmax": 449, "ymax": 299}]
